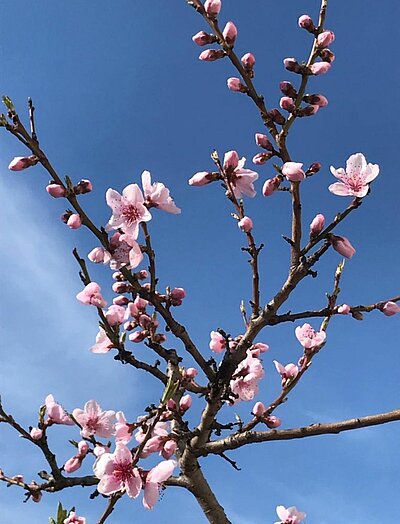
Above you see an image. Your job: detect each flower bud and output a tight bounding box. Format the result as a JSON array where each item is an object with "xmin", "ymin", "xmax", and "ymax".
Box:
[
  {"xmin": 265, "ymin": 416, "xmax": 282, "ymax": 429},
  {"xmin": 268, "ymin": 109, "xmax": 286, "ymax": 125},
  {"xmin": 252, "ymin": 152, "xmax": 272, "ymax": 165},
  {"xmin": 167, "ymin": 399, "xmax": 177, "ymax": 411},
  {"xmin": 241, "ymin": 52, "xmax": 256, "ymax": 69},
  {"xmin": 162, "ymin": 440, "xmax": 177, "ymax": 459},
  {"xmin": 46, "ymin": 183, "xmax": 66, "ymax": 198},
  {"xmin": 309, "ymin": 214, "xmax": 325, "ymax": 237},
  {"xmin": 113, "ymin": 295, "xmax": 130, "ymax": 306},
  {"xmin": 192, "ymin": 31, "xmax": 216, "ymax": 46},
  {"xmin": 238, "ymin": 216, "xmax": 253, "ymax": 233},
  {"xmin": 317, "ymin": 30, "xmax": 335, "ymax": 48},
  {"xmin": 283, "ymin": 57, "xmax": 301, "ymax": 73},
  {"xmin": 279, "ymin": 96, "xmax": 296, "ymax": 112},
  {"xmin": 129, "ymin": 330, "xmax": 147, "ymax": 343},
  {"xmin": 255, "ymin": 133, "xmax": 273, "ymax": 151},
  {"xmin": 179, "ymin": 394, "xmax": 192, "ymax": 412},
  {"xmin": 307, "ymin": 162, "xmax": 322, "ymax": 175},
  {"xmin": 381, "ymin": 301, "xmax": 400, "ymax": 317},
  {"xmin": 223, "ymin": 150, "xmax": 239, "ymax": 171},
  {"xmin": 319, "ymin": 48, "xmax": 335, "ymax": 63},
  {"xmin": 204, "ymin": 0, "xmax": 221, "ymax": 17},
  {"xmin": 30, "ymin": 427, "xmax": 43, "ymax": 440},
  {"xmin": 252, "ymin": 401, "xmax": 266, "ymax": 417},
  {"xmin": 310, "ymin": 62, "xmax": 331, "ymax": 75},
  {"xmin": 188, "ymin": 171, "xmax": 215, "ymax": 186},
  {"xmin": 170, "ymin": 287, "xmax": 186, "ymax": 306},
  {"xmin": 298, "ymin": 105, "xmax": 319, "ymax": 117},
  {"xmin": 262, "ymin": 176, "xmax": 281, "ymax": 196},
  {"xmin": 153, "ymin": 333, "xmax": 167, "ymax": 344},
  {"xmin": 93, "ymin": 444, "xmax": 109, "ymax": 457},
  {"xmin": 185, "ymin": 367, "xmax": 198, "ymax": 379},
  {"xmin": 64, "ymin": 457, "xmax": 82, "ymax": 473},
  {"xmin": 74, "ymin": 179, "xmax": 93, "ymax": 195},
  {"xmin": 298, "ymin": 14, "xmax": 315, "ymax": 32},
  {"xmin": 227, "ymin": 77, "xmax": 247, "ymax": 93},
  {"xmin": 222, "ymin": 21, "xmax": 237, "ymax": 46},
  {"xmin": 105, "ymin": 305, "xmax": 126, "ymax": 326},
  {"xmin": 199, "ymin": 49, "xmax": 225, "ymax": 61},
  {"xmin": 338, "ymin": 304, "xmax": 351, "ymax": 315},
  {"xmin": 279, "ymin": 81, "xmax": 297, "ymax": 99},
  {"xmin": 303, "ymin": 94, "xmax": 328, "ymax": 107},
  {"xmin": 78, "ymin": 441, "xmax": 89, "ymax": 455},
  {"xmin": 281, "ymin": 162, "xmax": 305, "ymax": 182},
  {"xmin": 8, "ymin": 155, "xmax": 38, "ymax": 171},
  {"xmin": 88, "ymin": 247, "xmax": 111, "ymax": 264},
  {"xmin": 67, "ymin": 213, "xmax": 82, "ymax": 229},
  {"xmin": 329, "ymin": 234, "xmax": 356, "ymax": 259}
]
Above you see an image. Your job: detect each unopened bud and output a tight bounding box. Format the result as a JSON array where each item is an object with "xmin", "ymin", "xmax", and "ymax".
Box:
[
  {"xmin": 46, "ymin": 183, "xmax": 66, "ymax": 198},
  {"xmin": 67, "ymin": 213, "xmax": 82, "ymax": 229},
  {"xmin": 241, "ymin": 52, "xmax": 256, "ymax": 69},
  {"xmin": 192, "ymin": 31, "xmax": 216, "ymax": 46},
  {"xmin": 283, "ymin": 57, "xmax": 301, "ymax": 73},
  {"xmin": 227, "ymin": 77, "xmax": 247, "ymax": 93},
  {"xmin": 298, "ymin": 104, "xmax": 319, "ymax": 117},
  {"xmin": 262, "ymin": 176, "xmax": 281, "ymax": 196},
  {"xmin": 238, "ymin": 216, "xmax": 253, "ymax": 233},
  {"xmin": 222, "ymin": 21, "xmax": 237, "ymax": 46},
  {"xmin": 74, "ymin": 179, "xmax": 93, "ymax": 195},
  {"xmin": 319, "ymin": 48, "xmax": 335, "ymax": 63},
  {"xmin": 252, "ymin": 152, "xmax": 272, "ymax": 165},
  {"xmin": 317, "ymin": 30, "xmax": 335, "ymax": 48},
  {"xmin": 268, "ymin": 109, "xmax": 286, "ymax": 125},
  {"xmin": 252, "ymin": 401, "xmax": 266, "ymax": 417},
  {"xmin": 309, "ymin": 214, "xmax": 325, "ymax": 237},
  {"xmin": 265, "ymin": 416, "xmax": 281, "ymax": 429},
  {"xmin": 279, "ymin": 81, "xmax": 297, "ymax": 99},
  {"xmin": 255, "ymin": 133, "xmax": 273, "ymax": 151},
  {"xmin": 298, "ymin": 14, "xmax": 315, "ymax": 32},
  {"xmin": 8, "ymin": 155, "xmax": 38, "ymax": 171},
  {"xmin": 199, "ymin": 49, "xmax": 225, "ymax": 61},
  {"xmin": 204, "ymin": 0, "xmax": 221, "ymax": 17},
  {"xmin": 310, "ymin": 62, "xmax": 331, "ymax": 75},
  {"xmin": 30, "ymin": 427, "xmax": 43, "ymax": 440},
  {"xmin": 279, "ymin": 96, "xmax": 296, "ymax": 113},
  {"xmin": 185, "ymin": 367, "xmax": 198, "ymax": 379},
  {"xmin": 307, "ymin": 162, "xmax": 322, "ymax": 175},
  {"xmin": 179, "ymin": 394, "xmax": 192, "ymax": 412}
]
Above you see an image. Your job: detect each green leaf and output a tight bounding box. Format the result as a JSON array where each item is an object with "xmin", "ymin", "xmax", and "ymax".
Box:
[
  {"xmin": 160, "ymin": 376, "xmax": 180, "ymax": 404},
  {"xmin": 2, "ymin": 96, "xmax": 15, "ymax": 112}
]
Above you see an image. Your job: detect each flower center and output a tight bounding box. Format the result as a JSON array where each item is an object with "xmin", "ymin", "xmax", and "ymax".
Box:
[
  {"xmin": 86, "ymin": 416, "xmax": 99, "ymax": 431},
  {"xmin": 122, "ymin": 204, "xmax": 141, "ymax": 226},
  {"xmin": 113, "ymin": 461, "xmax": 134, "ymax": 482}
]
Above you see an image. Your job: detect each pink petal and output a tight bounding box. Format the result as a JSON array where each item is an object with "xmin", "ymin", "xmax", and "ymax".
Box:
[
  {"xmin": 147, "ymin": 459, "xmax": 177, "ymax": 484},
  {"xmin": 125, "ymin": 471, "xmax": 142, "ymax": 499},
  {"xmin": 143, "ymin": 481, "xmax": 160, "ymax": 510},
  {"xmin": 122, "ymin": 183, "xmax": 144, "ymax": 204},
  {"xmin": 329, "ymin": 166, "xmax": 346, "ymax": 180},
  {"xmin": 364, "ymin": 163, "xmax": 380, "ymax": 183},
  {"xmin": 328, "ymin": 182, "xmax": 353, "ymax": 196},
  {"xmin": 98, "ymin": 474, "xmax": 122, "ymax": 496},
  {"xmin": 346, "ymin": 153, "xmax": 366, "ymax": 177}
]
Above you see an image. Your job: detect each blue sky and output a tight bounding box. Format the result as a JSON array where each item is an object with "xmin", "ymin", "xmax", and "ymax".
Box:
[{"xmin": 1, "ymin": 1, "xmax": 400, "ymax": 523}]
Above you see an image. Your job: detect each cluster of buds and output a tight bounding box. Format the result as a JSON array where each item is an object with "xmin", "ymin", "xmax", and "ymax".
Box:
[
  {"xmin": 252, "ymin": 402, "xmax": 282, "ymax": 428},
  {"xmin": 253, "ymin": 133, "xmax": 274, "ymax": 165},
  {"xmin": 209, "ymin": 330, "xmax": 269, "ymax": 356},
  {"xmin": 278, "ymin": 80, "xmax": 328, "ymax": 118}
]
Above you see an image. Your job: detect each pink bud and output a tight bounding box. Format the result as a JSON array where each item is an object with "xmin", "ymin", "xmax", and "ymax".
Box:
[
  {"xmin": 309, "ymin": 214, "xmax": 325, "ymax": 236},
  {"xmin": 381, "ymin": 301, "xmax": 400, "ymax": 317},
  {"xmin": 298, "ymin": 14, "xmax": 315, "ymax": 32},
  {"xmin": 64, "ymin": 457, "xmax": 82, "ymax": 473},
  {"xmin": 238, "ymin": 216, "xmax": 253, "ymax": 233},
  {"xmin": 299, "ymin": 104, "xmax": 319, "ymax": 117},
  {"xmin": 330, "ymin": 235, "xmax": 356, "ymax": 259},
  {"xmin": 307, "ymin": 162, "xmax": 322, "ymax": 174},
  {"xmin": 137, "ymin": 270, "xmax": 148, "ymax": 280},
  {"xmin": 199, "ymin": 49, "xmax": 225, "ymax": 61},
  {"xmin": 30, "ymin": 427, "xmax": 43, "ymax": 440},
  {"xmin": 112, "ymin": 281, "xmax": 129, "ymax": 293},
  {"xmin": 179, "ymin": 394, "xmax": 192, "ymax": 412},
  {"xmin": 46, "ymin": 183, "xmax": 66, "ymax": 198},
  {"xmin": 105, "ymin": 305, "xmax": 126, "ymax": 326},
  {"xmin": 227, "ymin": 77, "xmax": 247, "ymax": 93},
  {"xmin": 268, "ymin": 108, "xmax": 286, "ymax": 125},
  {"xmin": 170, "ymin": 287, "xmax": 186, "ymax": 306},
  {"xmin": 129, "ymin": 330, "xmax": 147, "ymax": 343},
  {"xmin": 241, "ymin": 52, "xmax": 256, "ymax": 69},
  {"xmin": 153, "ymin": 333, "xmax": 167, "ymax": 344},
  {"xmin": 188, "ymin": 171, "xmax": 214, "ymax": 186},
  {"xmin": 8, "ymin": 155, "xmax": 38, "ymax": 171},
  {"xmin": 255, "ymin": 133, "xmax": 273, "ymax": 151},
  {"xmin": 265, "ymin": 416, "xmax": 281, "ymax": 429},
  {"xmin": 167, "ymin": 399, "xmax": 177, "ymax": 411},
  {"xmin": 162, "ymin": 440, "xmax": 177, "ymax": 459},
  {"xmin": 283, "ymin": 57, "xmax": 301, "ymax": 73},
  {"xmin": 338, "ymin": 304, "xmax": 351, "ymax": 315},
  {"xmin": 279, "ymin": 81, "xmax": 297, "ymax": 98},
  {"xmin": 252, "ymin": 152, "xmax": 272, "ymax": 165},
  {"xmin": 262, "ymin": 176, "xmax": 280, "ymax": 196},
  {"xmin": 67, "ymin": 214, "xmax": 82, "ymax": 229},
  {"xmin": 320, "ymin": 48, "xmax": 335, "ymax": 63},
  {"xmin": 192, "ymin": 31, "xmax": 215, "ymax": 46},
  {"xmin": 74, "ymin": 179, "xmax": 93, "ymax": 195},
  {"xmin": 185, "ymin": 367, "xmax": 198, "ymax": 379},
  {"xmin": 222, "ymin": 21, "xmax": 237, "ymax": 45},
  {"xmin": 281, "ymin": 162, "xmax": 305, "ymax": 182},
  {"xmin": 303, "ymin": 94, "xmax": 328, "ymax": 107},
  {"xmin": 204, "ymin": 0, "xmax": 221, "ymax": 17},
  {"xmin": 113, "ymin": 295, "xmax": 129, "ymax": 306},
  {"xmin": 310, "ymin": 62, "xmax": 331, "ymax": 75},
  {"xmin": 317, "ymin": 30, "xmax": 335, "ymax": 48},
  {"xmin": 31, "ymin": 491, "xmax": 42, "ymax": 503},
  {"xmin": 88, "ymin": 247, "xmax": 111, "ymax": 264},
  {"xmin": 280, "ymin": 96, "xmax": 296, "ymax": 112},
  {"xmin": 209, "ymin": 330, "xmax": 226, "ymax": 353},
  {"xmin": 78, "ymin": 441, "xmax": 89, "ymax": 455},
  {"xmin": 93, "ymin": 444, "xmax": 109, "ymax": 457},
  {"xmin": 223, "ymin": 150, "xmax": 239, "ymax": 171},
  {"xmin": 252, "ymin": 401, "xmax": 266, "ymax": 417}
]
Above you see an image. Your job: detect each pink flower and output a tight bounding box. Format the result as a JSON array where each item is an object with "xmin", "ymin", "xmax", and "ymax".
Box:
[
  {"xmin": 238, "ymin": 216, "xmax": 253, "ymax": 233},
  {"xmin": 317, "ymin": 30, "xmax": 335, "ymax": 48},
  {"xmin": 76, "ymin": 282, "xmax": 107, "ymax": 308},
  {"xmin": 94, "ymin": 443, "xmax": 142, "ymax": 498},
  {"xmin": 88, "ymin": 246, "xmax": 111, "ymax": 264},
  {"xmin": 282, "ymin": 162, "xmax": 305, "ymax": 182},
  {"xmin": 275, "ymin": 505, "xmax": 306, "ymax": 524},
  {"xmin": 283, "ymin": 57, "xmax": 301, "ymax": 73},
  {"xmin": 338, "ymin": 303, "xmax": 351, "ymax": 315},
  {"xmin": 170, "ymin": 287, "xmax": 186, "ymax": 306},
  {"xmin": 143, "ymin": 460, "xmax": 177, "ymax": 510},
  {"xmin": 64, "ymin": 456, "xmax": 82, "ymax": 474},
  {"xmin": 67, "ymin": 214, "xmax": 82, "ymax": 229},
  {"xmin": 295, "ymin": 323, "xmax": 326, "ymax": 349},
  {"xmin": 280, "ymin": 97, "xmax": 296, "ymax": 112},
  {"xmin": 46, "ymin": 183, "xmax": 66, "ymax": 198},
  {"xmin": 179, "ymin": 394, "xmax": 192, "ymax": 413},
  {"xmin": 109, "ymin": 232, "xmax": 143, "ymax": 270},
  {"xmin": 90, "ymin": 327, "xmax": 114, "ymax": 353},
  {"xmin": 222, "ymin": 21, "xmax": 237, "ymax": 45},
  {"xmin": 184, "ymin": 367, "xmax": 198, "ymax": 379},
  {"xmin": 382, "ymin": 301, "xmax": 400, "ymax": 316},
  {"xmin": 309, "ymin": 213, "xmax": 325, "ymax": 237},
  {"xmin": 273, "ymin": 360, "xmax": 299, "ymax": 385},
  {"xmin": 64, "ymin": 511, "xmax": 86, "ymax": 524},
  {"xmin": 330, "ymin": 234, "xmax": 356, "ymax": 259},
  {"xmin": 209, "ymin": 331, "xmax": 226, "ymax": 353},
  {"xmin": 224, "ymin": 152, "xmax": 259, "ymax": 198},
  {"xmin": 8, "ymin": 155, "xmax": 38, "ymax": 171},
  {"xmin": 45, "ymin": 394, "xmax": 74, "ymax": 425},
  {"xmin": 204, "ymin": 0, "xmax": 221, "ymax": 16},
  {"xmin": 105, "ymin": 305, "xmax": 126, "ymax": 326},
  {"xmin": 227, "ymin": 77, "xmax": 246, "ymax": 92},
  {"xmin": 329, "ymin": 153, "xmax": 379, "ymax": 198},
  {"xmin": 250, "ymin": 342, "xmax": 269, "ymax": 357},
  {"xmin": 115, "ymin": 411, "xmax": 132, "ymax": 445},
  {"xmin": 230, "ymin": 350, "xmax": 264, "ymax": 403},
  {"xmin": 310, "ymin": 61, "xmax": 331, "ymax": 75},
  {"xmin": 72, "ymin": 400, "xmax": 115, "ymax": 438},
  {"xmin": 265, "ymin": 416, "xmax": 281, "ymax": 429},
  {"xmin": 106, "ymin": 183, "xmax": 151, "ymax": 238},
  {"xmin": 141, "ymin": 171, "xmax": 180, "ymax": 214}
]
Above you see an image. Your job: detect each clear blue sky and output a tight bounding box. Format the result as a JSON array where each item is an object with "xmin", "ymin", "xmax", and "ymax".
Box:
[{"xmin": 1, "ymin": 1, "xmax": 400, "ymax": 523}]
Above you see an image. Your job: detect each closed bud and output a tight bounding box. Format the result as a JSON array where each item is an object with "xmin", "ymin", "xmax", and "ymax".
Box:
[
  {"xmin": 265, "ymin": 416, "xmax": 281, "ymax": 429},
  {"xmin": 381, "ymin": 301, "xmax": 400, "ymax": 317},
  {"xmin": 307, "ymin": 162, "xmax": 322, "ymax": 174},
  {"xmin": 30, "ymin": 427, "xmax": 43, "ymax": 440},
  {"xmin": 279, "ymin": 96, "xmax": 296, "ymax": 113},
  {"xmin": 199, "ymin": 49, "xmax": 225, "ymax": 61},
  {"xmin": 298, "ymin": 104, "xmax": 319, "ymax": 117},
  {"xmin": 204, "ymin": 0, "xmax": 221, "ymax": 17},
  {"xmin": 329, "ymin": 234, "xmax": 356, "ymax": 259},
  {"xmin": 129, "ymin": 330, "xmax": 147, "ymax": 343},
  {"xmin": 64, "ymin": 456, "xmax": 82, "ymax": 473},
  {"xmin": 8, "ymin": 155, "xmax": 38, "ymax": 171},
  {"xmin": 113, "ymin": 295, "xmax": 130, "ymax": 306},
  {"xmin": 192, "ymin": 31, "xmax": 216, "ymax": 46},
  {"xmin": 338, "ymin": 304, "xmax": 351, "ymax": 315},
  {"xmin": 309, "ymin": 214, "xmax": 325, "ymax": 237},
  {"xmin": 279, "ymin": 81, "xmax": 297, "ymax": 98},
  {"xmin": 298, "ymin": 14, "xmax": 315, "ymax": 32},
  {"xmin": 351, "ymin": 310, "xmax": 364, "ymax": 321},
  {"xmin": 188, "ymin": 171, "xmax": 216, "ymax": 186},
  {"xmin": 88, "ymin": 247, "xmax": 110, "ymax": 264},
  {"xmin": 317, "ymin": 30, "xmax": 335, "ymax": 48},
  {"xmin": 241, "ymin": 52, "xmax": 256, "ymax": 69},
  {"xmin": 74, "ymin": 179, "xmax": 93, "ymax": 195},
  {"xmin": 252, "ymin": 152, "xmax": 272, "ymax": 165},
  {"xmin": 222, "ymin": 21, "xmax": 237, "ymax": 46},
  {"xmin": 268, "ymin": 108, "xmax": 286, "ymax": 125},
  {"xmin": 262, "ymin": 176, "xmax": 281, "ymax": 196},
  {"xmin": 303, "ymin": 93, "xmax": 328, "ymax": 107},
  {"xmin": 46, "ymin": 183, "xmax": 66, "ymax": 198},
  {"xmin": 310, "ymin": 62, "xmax": 331, "ymax": 75},
  {"xmin": 238, "ymin": 216, "xmax": 253, "ymax": 233},
  {"xmin": 223, "ymin": 150, "xmax": 239, "ymax": 171},
  {"xmin": 185, "ymin": 367, "xmax": 198, "ymax": 379},
  {"xmin": 67, "ymin": 213, "xmax": 82, "ymax": 229},
  {"xmin": 227, "ymin": 77, "xmax": 247, "ymax": 93},
  {"xmin": 78, "ymin": 441, "xmax": 89, "ymax": 455},
  {"xmin": 283, "ymin": 57, "xmax": 301, "ymax": 73},
  {"xmin": 179, "ymin": 394, "xmax": 192, "ymax": 412},
  {"xmin": 252, "ymin": 401, "xmax": 266, "ymax": 417},
  {"xmin": 255, "ymin": 133, "xmax": 273, "ymax": 151},
  {"xmin": 282, "ymin": 162, "xmax": 305, "ymax": 182},
  {"xmin": 319, "ymin": 48, "xmax": 335, "ymax": 63},
  {"xmin": 153, "ymin": 333, "xmax": 167, "ymax": 344}
]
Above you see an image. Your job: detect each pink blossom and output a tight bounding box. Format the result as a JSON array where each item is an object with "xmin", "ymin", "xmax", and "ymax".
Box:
[
  {"xmin": 222, "ymin": 21, "xmax": 237, "ymax": 45},
  {"xmin": 238, "ymin": 216, "xmax": 253, "ymax": 233},
  {"xmin": 46, "ymin": 183, "xmax": 66, "ymax": 198},
  {"xmin": 310, "ymin": 61, "xmax": 331, "ymax": 75},
  {"xmin": 45, "ymin": 394, "xmax": 74, "ymax": 425},
  {"xmin": 109, "ymin": 232, "xmax": 143, "ymax": 270},
  {"xmin": 223, "ymin": 150, "xmax": 239, "ymax": 171},
  {"xmin": 298, "ymin": 15, "xmax": 314, "ymax": 32},
  {"xmin": 105, "ymin": 305, "xmax": 126, "ymax": 326},
  {"xmin": 72, "ymin": 400, "xmax": 115, "ymax": 439},
  {"xmin": 88, "ymin": 246, "xmax": 111, "ymax": 264},
  {"xmin": 67, "ymin": 214, "xmax": 82, "ymax": 229},
  {"xmin": 338, "ymin": 304, "xmax": 351, "ymax": 315},
  {"xmin": 115, "ymin": 411, "xmax": 133, "ymax": 445},
  {"xmin": 382, "ymin": 301, "xmax": 400, "ymax": 316},
  {"xmin": 252, "ymin": 401, "xmax": 266, "ymax": 417},
  {"xmin": 275, "ymin": 505, "xmax": 306, "ymax": 524},
  {"xmin": 329, "ymin": 153, "xmax": 379, "ymax": 198},
  {"xmin": 282, "ymin": 162, "xmax": 305, "ymax": 182},
  {"xmin": 30, "ymin": 427, "xmax": 43, "ymax": 440},
  {"xmin": 93, "ymin": 444, "xmax": 110, "ymax": 457},
  {"xmin": 295, "ymin": 323, "xmax": 326, "ymax": 349},
  {"xmin": 129, "ymin": 330, "xmax": 147, "ymax": 343},
  {"xmin": 90, "ymin": 327, "xmax": 114, "ymax": 353},
  {"xmin": 255, "ymin": 133, "xmax": 272, "ymax": 150},
  {"xmin": 143, "ymin": 460, "xmax": 177, "ymax": 510},
  {"xmin": 330, "ymin": 234, "xmax": 356, "ymax": 259},
  {"xmin": 250, "ymin": 342, "xmax": 270, "ymax": 357},
  {"xmin": 204, "ymin": 0, "xmax": 221, "ymax": 16},
  {"xmin": 309, "ymin": 213, "xmax": 325, "ymax": 237},
  {"xmin": 135, "ymin": 419, "xmax": 169, "ymax": 445},
  {"xmin": 170, "ymin": 287, "xmax": 186, "ymax": 306},
  {"xmin": 76, "ymin": 282, "xmax": 107, "ymax": 308},
  {"xmin": 94, "ymin": 443, "xmax": 142, "ymax": 498},
  {"xmin": 273, "ymin": 360, "xmax": 299, "ymax": 385},
  {"xmin": 199, "ymin": 49, "xmax": 225, "ymax": 61},
  {"xmin": 241, "ymin": 52, "xmax": 256, "ymax": 68},
  {"xmin": 141, "ymin": 171, "xmax": 180, "ymax": 214},
  {"xmin": 225, "ymin": 153, "xmax": 259, "ymax": 198},
  {"xmin": 8, "ymin": 155, "xmax": 38, "ymax": 171},
  {"xmin": 230, "ymin": 350, "xmax": 264, "ymax": 403},
  {"xmin": 64, "ymin": 511, "xmax": 86, "ymax": 524},
  {"xmin": 192, "ymin": 31, "xmax": 215, "ymax": 46},
  {"xmin": 317, "ymin": 30, "xmax": 335, "ymax": 48},
  {"xmin": 209, "ymin": 331, "xmax": 226, "ymax": 353},
  {"xmin": 227, "ymin": 77, "xmax": 246, "ymax": 92},
  {"xmin": 106, "ymin": 183, "xmax": 151, "ymax": 238},
  {"xmin": 161, "ymin": 440, "xmax": 177, "ymax": 460}
]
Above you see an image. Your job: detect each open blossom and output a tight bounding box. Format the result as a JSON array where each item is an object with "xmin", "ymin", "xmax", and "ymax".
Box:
[
  {"xmin": 106, "ymin": 183, "xmax": 151, "ymax": 238},
  {"xmin": 209, "ymin": 331, "xmax": 226, "ymax": 353},
  {"xmin": 64, "ymin": 512, "xmax": 86, "ymax": 524},
  {"xmin": 141, "ymin": 171, "xmax": 180, "ymax": 214},
  {"xmin": 104, "ymin": 304, "xmax": 126, "ymax": 326},
  {"xmin": 94, "ymin": 443, "xmax": 142, "ymax": 498},
  {"xmin": 45, "ymin": 394, "xmax": 74, "ymax": 425},
  {"xmin": 76, "ymin": 282, "xmax": 107, "ymax": 308},
  {"xmin": 90, "ymin": 327, "xmax": 114, "ymax": 353},
  {"xmin": 275, "ymin": 505, "xmax": 306, "ymax": 524},
  {"xmin": 329, "ymin": 153, "xmax": 379, "ymax": 197},
  {"xmin": 230, "ymin": 350, "xmax": 264, "ymax": 403},
  {"xmin": 109, "ymin": 232, "xmax": 143, "ymax": 270},
  {"xmin": 72, "ymin": 400, "xmax": 115, "ymax": 438},
  {"xmin": 295, "ymin": 323, "xmax": 326, "ymax": 349},
  {"xmin": 223, "ymin": 151, "xmax": 259, "ymax": 198},
  {"xmin": 143, "ymin": 460, "xmax": 177, "ymax": 510}
]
